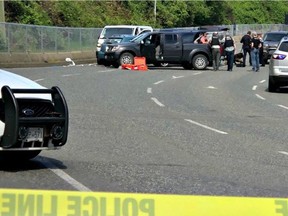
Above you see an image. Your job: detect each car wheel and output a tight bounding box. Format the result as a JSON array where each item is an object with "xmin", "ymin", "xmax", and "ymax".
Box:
[
  {"xmin": 182, "ymin": 62, "xmax": 193, "ymax": 70},
  {"xmin": 268, "ymin": 77, "xmax": 277, "ymax": 92},
  {"xmin": 0, "ymin": 150, "xmax": 41, "ymax": 161},
  {"xmin": 119, "ymin": 52, "xmax": 134, "ymax": 65},
  {"xmin": 192, "ymin": 54, "xmax": 208, "ymax": 70}
]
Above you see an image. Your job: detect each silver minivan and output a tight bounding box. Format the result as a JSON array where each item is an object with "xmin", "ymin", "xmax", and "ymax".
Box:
[{"xmin": 268, "ymin": 36, "xmax": 288, "ymax": 92}]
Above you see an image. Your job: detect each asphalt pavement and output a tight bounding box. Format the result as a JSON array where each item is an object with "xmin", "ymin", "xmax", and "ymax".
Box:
[{"xmin": 2, "ymin": 62, "xmax": 288, "ymax": 198}]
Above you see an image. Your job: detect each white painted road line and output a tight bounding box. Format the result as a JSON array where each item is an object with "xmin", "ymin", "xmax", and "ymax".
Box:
[
  {"xmin": 62, "ymin": 73, "xmax": 81, "ymax": 77},
  {"xmin": 193, "ymin": 72, "xmax": 202, "ymax": 75},
  {"xmin": 255, "ymin": 94, "xmax": 266, "ymax": 100},
  {"xmin": 40, "ymin": 157, "xmax": 92, "ymax": 192},
  {"xmin": 151, "ymin": 97, "xmax": 165, "ymax": 107},
  {"xmin": 278, "ymin": 104, "xmax": 288, "ymax": 110},
  {"xmin": 207, "ymin": 86, "xmax": 217, "ymax": 89},
  {"xmin": 252, "ymin": 85, "xmax": 257, "ymax": 91},
  {"xmin": 147, "ymin": 88, "xmax": 152, "ymax": 94},
  {"xmin": 172, "ymin": 75, "xmax": 184, "ymax": 79},
  {"xmin": 184, "ymin": 119, "xmax": 228, "ymax": 135},
  {"xmin": 34, "ymin": 79, "xmax": 45, "ymax": 82},
  {"xmin": 98, "ymin": 69, "xmax": 118, "ymax": 73},
  {"xmin": 154, "ymin": 80, "xmax": 164, "ymax": 85},
  {"xmin": 259, "ymin": 80, "xmax": 266, "ymax": 83},
  {"xmin": 278, "ymin": 151, "xmax": 288, "ymax": 156}
]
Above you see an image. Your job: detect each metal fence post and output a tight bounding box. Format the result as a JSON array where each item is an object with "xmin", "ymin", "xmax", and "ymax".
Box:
[
  {"xmin": 80, "ymin": 28, "xmax": 82, "ymax": 52},
  {"xmin": 7, "ymin": 23, "xmax": 10, "ymax": 53},
  {"xmin": 55, "ymin": 27, "xmax": 57, "ymax": 52}
]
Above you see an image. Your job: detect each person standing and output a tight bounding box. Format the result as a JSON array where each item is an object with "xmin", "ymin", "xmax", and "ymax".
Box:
[
  {"xmin": 224, "ymin": 33, "xmax": 236, "ymax": 72},
  {"xmin": 240, "ymin": 31, "xmax": 252, "ymax": 67},
  {"xmin": 257, "ymin": 33, "xmax": 265, "ymax": 67},
  {"xmin": 209, "ymin": 32, "xmax": 221, "ymax": 71},
  {"xmin": 155, "ymin": 35, "xmax": 161, "ymax": 60},
  {"xmin": 250, "ymin": 32, "xmax": 262, "ymax": 72}
]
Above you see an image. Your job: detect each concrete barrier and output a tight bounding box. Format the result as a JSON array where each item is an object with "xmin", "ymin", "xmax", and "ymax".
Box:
[{"xmin": 0, "ymin": 51, "xmax": 96, "ymax": 68}]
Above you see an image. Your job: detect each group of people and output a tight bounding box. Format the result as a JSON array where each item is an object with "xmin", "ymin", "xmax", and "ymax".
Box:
[
  {"xmin": 196, "ymin": 31, "xmax": 236, "ymax": 71},
  {"xmin": 197, "ymin": 30, "xmax": 264, "ymax": 72},
  {"xmin": 240, "ymin": 30, "xmax": 265, "ymax": 72}
]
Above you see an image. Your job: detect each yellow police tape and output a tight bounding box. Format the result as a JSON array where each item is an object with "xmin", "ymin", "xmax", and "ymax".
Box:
[{"xmin": 0, "ymin": 188, "xmax": 287, "ymax": 216}]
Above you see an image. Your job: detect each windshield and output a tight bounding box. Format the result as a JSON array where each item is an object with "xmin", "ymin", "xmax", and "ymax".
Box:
[
  {"xmin": 101, "ymin": 28, "xmax": 134, "ymax": 38},
  {"xmin": 105, "ymin": 36, "xmax": 135, "ymax": 44},
  {"xmin": 122, "ymin": 36, "xmax": 135, "ymax": 42},
  {"xmin": 131, "ymin": 32, "xmax": 151, "ymax": 43},
  {"xmin": 264, "ymin": 33, "xmax": 288, "ymax": 42}
]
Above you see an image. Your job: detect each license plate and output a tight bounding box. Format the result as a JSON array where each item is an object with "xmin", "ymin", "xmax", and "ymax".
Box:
[{"xmin": 25, "ymin": 128, "xmax": 43, "ymax": 142}]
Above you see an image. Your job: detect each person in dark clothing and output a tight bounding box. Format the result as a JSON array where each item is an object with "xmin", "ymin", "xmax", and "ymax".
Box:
[
  {"xmin": 250, "ymin": 32, "xmax": 262, "ymax": 72},
  {"xmin": 155, "ymin": 35, "xmax": 162, "ymax": 60},
  {"xmin": 240, "ymin": 31, "xmax": 252, "ymax": 67},
  {"xmin": 209, "ymin": 32, "xmax": 221, "ymax": 71},
  {"xmin": 257, "ymin": 33, "xmax": 265, "ymax": 67},
  {"xmin": 224, "ymin": 33, "xmax": 236, "ymax": 72}
]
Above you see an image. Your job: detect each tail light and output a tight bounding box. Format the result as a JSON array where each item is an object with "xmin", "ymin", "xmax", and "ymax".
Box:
[{"xmin": 272, "ymin": 53, "xmax": 286, "ymax": 60}]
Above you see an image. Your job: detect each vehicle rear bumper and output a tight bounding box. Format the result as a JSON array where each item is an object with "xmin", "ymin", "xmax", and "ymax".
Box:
[{"xmin": 270, "ymin": 75, "xmax": 288, "ymax": 86}]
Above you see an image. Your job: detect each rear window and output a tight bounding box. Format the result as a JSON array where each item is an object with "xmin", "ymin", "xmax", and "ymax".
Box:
[
  {"xmin": 278, "ymin": 41, "xmax": 288, "ymax": 52},
  {"xmin": 264, "ymin": 33, "xmax": 288, "ymax": 42},
  {"xmin": 182, "ymin": 33, "xmax": 197, "ymax": 44}
]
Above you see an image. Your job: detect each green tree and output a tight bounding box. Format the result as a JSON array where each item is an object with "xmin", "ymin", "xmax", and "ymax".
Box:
[{"xmin": 3, "ymin": 0, "xmax": 288, "ymax": 28}]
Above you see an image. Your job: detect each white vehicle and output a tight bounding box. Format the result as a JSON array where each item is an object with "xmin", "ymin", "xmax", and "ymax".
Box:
[
  {"xmin": 96, "ymin": 25, "xmax": 153, "ymax": 52},
  {"xmin": 0, "ymin": 69, "xmax": 69, "ymax": 160},
  {"xmin": 268, "ymin": 36, "xmax": 288, "ymax": 92}
]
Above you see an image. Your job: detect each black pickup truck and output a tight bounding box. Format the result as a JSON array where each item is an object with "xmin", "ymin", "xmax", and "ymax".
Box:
[{"xmin": 104, "ymin": 30, "xmax": 213, "ymax": 70}]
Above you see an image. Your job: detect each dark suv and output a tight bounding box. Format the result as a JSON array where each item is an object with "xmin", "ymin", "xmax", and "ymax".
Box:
[
  {"xmin": 263, "ymin": 31, "xmax": 288, "ymax": 64},
  {"xmin": 104, "ymin": 30, "xmax": 213, "ymax": 70}
]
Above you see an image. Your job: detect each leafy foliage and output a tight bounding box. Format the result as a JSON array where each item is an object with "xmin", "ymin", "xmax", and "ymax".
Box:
[{"xmin": 4, "ymin": 1, "xmax": 288, "ymax": 28}]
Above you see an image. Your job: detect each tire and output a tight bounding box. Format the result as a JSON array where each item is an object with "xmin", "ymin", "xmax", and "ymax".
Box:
[
  {"xmin": 182, "ymin": 62, "xmax": 193, "ymax": 70},
  {"xmin": 0, "ymin": 150, "xmax": 41, "ymax": 161},
  {"xmin": 268, "ymin": 77, "xmax": 277, "ymax": 92},
  {"xmin": 119, "ymin": 52, "xmax": 134, "ymax": 65},
  {"xmin": 192, "ymin": 54, "xmax": 208, "ymax": 70}
]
